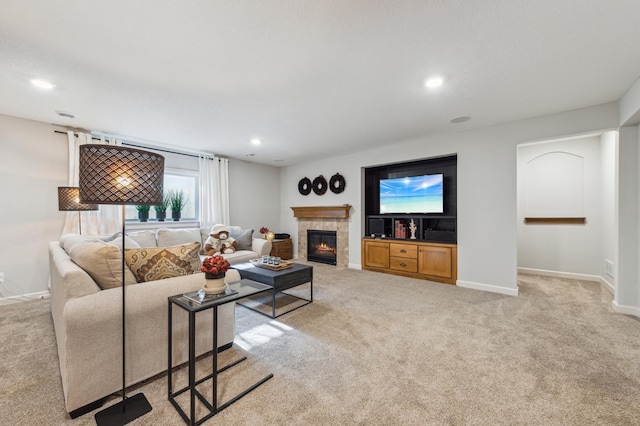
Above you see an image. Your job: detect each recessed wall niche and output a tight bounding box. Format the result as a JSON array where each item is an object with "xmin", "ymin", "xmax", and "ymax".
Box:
[{"xmin": 524, "ymin": 151, "xmax": 585, "ymax": 224}]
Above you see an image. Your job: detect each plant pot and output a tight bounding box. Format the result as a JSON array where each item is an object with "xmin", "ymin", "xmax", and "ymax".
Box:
[
  {"xmin": 172, "ymin": 211, "xmax": 181, "ymax": 222},
  {"xmin": 204, "ymin": 272, "xmax": 225, "ymax": 280},
  {"xmin": 138, "ymin": 211, "xmax": 149, "ymax": 222},
  {"xmin": 202, "ymin": 272, "xmax": 226, "ymax": 294},
  {"xmin": 156, "ymin": 211, "xmax": 166, "ymax": 222}
]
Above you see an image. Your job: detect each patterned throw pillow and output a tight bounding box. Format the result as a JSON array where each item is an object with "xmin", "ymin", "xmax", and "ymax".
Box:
[{"xmin": 125, "ymin": 242, "xmax": 202, "ymax": 283}]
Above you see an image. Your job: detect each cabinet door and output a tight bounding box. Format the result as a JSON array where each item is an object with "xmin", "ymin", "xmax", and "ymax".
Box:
[
  {"xmin": 418, "ymin": 246, "xmax": 452, "ymax": 278},
  {"xmin": 364, "ymin": 241, "xmax": 390, "ymax": 269}
]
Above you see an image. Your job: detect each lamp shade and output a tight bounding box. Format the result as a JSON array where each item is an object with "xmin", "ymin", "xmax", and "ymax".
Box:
[
  {"xmin": 58, "ymin": 186, "xmax": 99, "ymax": 211},
  {"xmin": 78, "ymin": 144, "xmax": 164, "ymax": 205}
]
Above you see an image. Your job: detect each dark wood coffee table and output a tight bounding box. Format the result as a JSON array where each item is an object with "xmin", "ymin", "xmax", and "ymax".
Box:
[{"xmin": 231, "ymin": 262, "xmax": 313, "ymax": 318}]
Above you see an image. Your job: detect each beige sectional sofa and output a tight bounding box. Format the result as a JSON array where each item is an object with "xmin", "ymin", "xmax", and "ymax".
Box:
[{"xmin": 49, "ymin": 226, "xmax": 271, "ymax": 416}]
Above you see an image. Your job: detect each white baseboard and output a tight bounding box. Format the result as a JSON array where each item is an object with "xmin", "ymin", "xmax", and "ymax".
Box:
[
  {"xmin": 348, "ymin": 263, "xmax": 362, "ymax": 270},
  {"xmin": 612, "ymin": 300, "xmax": 640, "ymax": 317},
  {"xmin": 518, "ymin": 267, "xmax": 614, "ymax": 294},
  {"xmin": 0, "ymin": 291, "xmax": 50, "ymax": 306},
  {"xmin": 456, "ymin": 280, "xmax": 519, "ymax": 296},
  {"xmin": 600, "ymin": 277, "xmax": 614, "ymax": 294}
]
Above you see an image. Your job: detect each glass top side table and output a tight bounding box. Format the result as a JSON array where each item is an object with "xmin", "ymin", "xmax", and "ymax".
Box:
[{"xmin": 168, "ymin": 279, "xmax": 273, "ymax": 426}]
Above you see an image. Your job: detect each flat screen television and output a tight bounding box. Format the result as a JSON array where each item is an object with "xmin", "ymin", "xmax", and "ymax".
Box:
[{"xmin": 379, "ymin": 173, "xmax": 444, "ymax": 214}]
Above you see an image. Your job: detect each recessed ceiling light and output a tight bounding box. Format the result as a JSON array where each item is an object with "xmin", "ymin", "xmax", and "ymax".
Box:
[
  {"xmin": 244, "ymin": 153, "xmax": 255, "ymax": 157},
  {"xmin": 56, "ymin": 111, "xmax": 76, "ymax": 119},
  {"xmin": 250, "ymin": 138, "xmax": 262, "ymax": 146},
  {"xmin": 30, "ymin": 79, "xmax": 56, "ymax": 89},
  {"xmin": 450, "ymin": 116, "xmax": 471, "ymax": 124},
  {"xmin": 424, "ymin": 76, "xmax": 444, "ymax": 89}
]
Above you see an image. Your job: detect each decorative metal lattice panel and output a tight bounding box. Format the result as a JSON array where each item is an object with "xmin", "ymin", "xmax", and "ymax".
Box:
[
  {"xmin": 57, "ymin": 186, "xmax": 98, "ymax": 211},
  {"xmin": 79, "ymin": 145, "xmax": 165, "ymax": 205}
]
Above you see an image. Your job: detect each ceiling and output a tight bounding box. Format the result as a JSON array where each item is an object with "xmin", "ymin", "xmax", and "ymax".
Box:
[{"xmin": 2, "ymin": 1, "xmax": 640, "ymax": 166}]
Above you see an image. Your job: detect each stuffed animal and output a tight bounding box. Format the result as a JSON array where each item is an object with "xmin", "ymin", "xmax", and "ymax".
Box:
[{"xmin": 204, "ymin": 224, "xmax": 237, "ymax": 256}]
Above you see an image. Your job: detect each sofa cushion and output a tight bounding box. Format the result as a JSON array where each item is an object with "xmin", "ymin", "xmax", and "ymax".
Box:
[
  {"xmin": 61, "ymin": 234, "xmax": 102, "ymax": 254},
  {"xmin": 67, "ymin": 238, "xmax": 139, "ymax": 289},
  {"xmin": 156, "ymin": 228, "xmax": 202, "ymax": 249},
  {"xmin": 229, "ymin": 227, "xmax": 254, "ymax": 250},
  {"xmin": 214, "ymin": 250, "xmax": 260, "ymax": 265},
  {"xmin": 100, "ymin": 232, "xmax": 121, "ymax": 242},
  {"xmin": 127, "ymin": 230, "xmax": 157, "ymax": 248},
  {"xmin": 125, "ymin": 242, "xmax": 202, "ymax": 283}
]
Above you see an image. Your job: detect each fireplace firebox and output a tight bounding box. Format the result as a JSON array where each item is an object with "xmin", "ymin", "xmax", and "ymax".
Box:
[{"xmin": 307, "ymin": 230, "xmax": 337, "ymax": 265}]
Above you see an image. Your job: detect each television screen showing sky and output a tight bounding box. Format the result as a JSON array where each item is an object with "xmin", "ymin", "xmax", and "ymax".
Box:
[{"xmin": 380, "ymin": 174, "xmax": 443, "ymax": 213}]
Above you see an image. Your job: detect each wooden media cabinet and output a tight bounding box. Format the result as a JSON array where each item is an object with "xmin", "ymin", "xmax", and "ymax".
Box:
[{"xmin": 361, "ymin": 238, "xmax": 457, "ymax": 285}]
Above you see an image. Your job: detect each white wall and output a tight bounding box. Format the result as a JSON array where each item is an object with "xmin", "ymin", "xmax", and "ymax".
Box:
[
  {"xmin": 619, "ymin": 77, "xmax": 640, "ymax": 126},
  {"xmin": 280, "ymin": 103, "xmax": 619, "ymax": 295},
  {"xmin": 0, "ymin": 114, "xmax": 68, "ymax": 298},
  {"xmin": 517, "ymin": 135, "xmax": 604, "ymax": 277},
  {"xmin": 228, "ymin": 158, "xmax": 281, "ymax": 235},
  {"xmin": 615, "ymin": 76, "xmax": 640, "ymax": 316},
  {"xmin": 600, "ymin": 131, "xmax": 617, "ymax": 286},
  {"xmin": 616, "ymin": 126, "xmax": 639, "ymax": 313}
]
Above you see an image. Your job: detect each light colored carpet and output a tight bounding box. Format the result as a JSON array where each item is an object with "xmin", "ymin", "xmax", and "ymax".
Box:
[{"xmin": 1, "ymin": 264, "xmax": 639, "ymax": 425}]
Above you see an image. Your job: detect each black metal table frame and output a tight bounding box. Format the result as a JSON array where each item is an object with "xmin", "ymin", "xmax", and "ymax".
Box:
[
  {"xmin": 168, "ymin": 280, "xmax": 273, "ymax": 426},
  {"xmin": 235, "ymin": 263, "xmax": 313, "ymax": 318}
]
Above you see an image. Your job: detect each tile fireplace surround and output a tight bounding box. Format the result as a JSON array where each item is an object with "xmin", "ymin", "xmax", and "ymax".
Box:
[{"xmin": 291, "ymin": 205, "xmax": 351, "ymax": 268}]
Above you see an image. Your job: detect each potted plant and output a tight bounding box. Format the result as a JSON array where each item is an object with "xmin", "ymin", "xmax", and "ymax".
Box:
[
  {"xmin": 260, "ymin": 226, "xmax": 269, "ymax": 239},
  {"xmin": 169, "ymin": 189, "xmax": 188, "ymax": 221},
  {"xmin": 201, "ymin": 255, "xmax": 231, "ymax": 279},
  {"xmin": 154, "ymin": 192, "xmax": 170, "ymax": 222},
  {"xmin": 135, "ymin": 205, "xmax": 150, "ymax": 222}
]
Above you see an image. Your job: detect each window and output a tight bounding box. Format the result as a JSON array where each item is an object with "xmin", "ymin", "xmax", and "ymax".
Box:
[{"xmin": 125, "ymin": 168, "xmax": 199, "ymax": 222}]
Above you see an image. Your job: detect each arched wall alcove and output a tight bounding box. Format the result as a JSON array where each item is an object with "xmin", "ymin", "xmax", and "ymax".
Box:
[
  {"xmin": 524, "ymin": 151, "xmax": 584, "ymax": 222},
  {"xmin": 517, "ymin": 133, "xmax": 616, "ymax": 285}
]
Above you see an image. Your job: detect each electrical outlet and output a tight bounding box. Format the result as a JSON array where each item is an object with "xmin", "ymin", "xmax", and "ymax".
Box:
[
  {"xmin": 605, "ymin": 260, "xmax": 614, "ymax": 278},
  {"xmin": 0, "ymin": 272, "xmax": 4, "ymax": 283}
]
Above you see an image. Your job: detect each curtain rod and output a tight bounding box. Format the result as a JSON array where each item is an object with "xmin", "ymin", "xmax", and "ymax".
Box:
[{"xmin": 53, "ymin": 130, "xmax": 222, "ymax": 160}]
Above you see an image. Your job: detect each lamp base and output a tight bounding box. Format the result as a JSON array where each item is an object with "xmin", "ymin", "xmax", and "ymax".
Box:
[{"xmin": 94, "ymin": 393, "xmax": 152, "ymax": 426}]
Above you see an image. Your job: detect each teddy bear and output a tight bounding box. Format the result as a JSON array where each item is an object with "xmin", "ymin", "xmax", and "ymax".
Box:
[{"xmin": 204, "ymin": 224, "xmax": 237, "ymax": 256}]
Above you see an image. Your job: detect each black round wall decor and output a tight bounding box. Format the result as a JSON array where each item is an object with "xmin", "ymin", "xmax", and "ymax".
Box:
[
  {"xmin": 329, "ymin": 173, "xmax": 346, "ymax": 194},
  {"xmin": 298, "ymin": 177, "xmax": 312, "ymax": 195},
  {"xmin": 312, "ymin": 175, "xmax": 328, "ymax": 195}
]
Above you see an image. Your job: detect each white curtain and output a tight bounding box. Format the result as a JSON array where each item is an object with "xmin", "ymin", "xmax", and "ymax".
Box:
[
  {"xmin": 199, "ymin": 155, "xmax": 229, "ymax": 228},
  {"xmin": 61, "ymin": 131, "xmax": 123, "ymax": 236}
]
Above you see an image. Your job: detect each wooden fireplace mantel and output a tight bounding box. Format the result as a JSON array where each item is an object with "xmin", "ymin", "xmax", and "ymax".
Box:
[{"xmin": 291, "ymin": 205, "xmax": 352, "ymax": 219}]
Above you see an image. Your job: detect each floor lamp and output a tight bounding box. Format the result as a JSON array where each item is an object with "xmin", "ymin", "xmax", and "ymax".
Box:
[
  {"xmin": 78, "ymin": 144, "xmax": 164, "ymax": 425},
  {"xmin": 57, "ymin": 186, "xmax": 98, "ymax": 234}
]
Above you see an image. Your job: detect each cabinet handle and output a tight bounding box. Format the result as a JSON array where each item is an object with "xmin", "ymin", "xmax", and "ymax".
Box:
[
  {"xmin": 400, "ymin": 262, "xmax": 407, "ymax": 267},
  {"xmin": 400, "ymin": 249, "xmax": 407, "ymax": 253}
]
